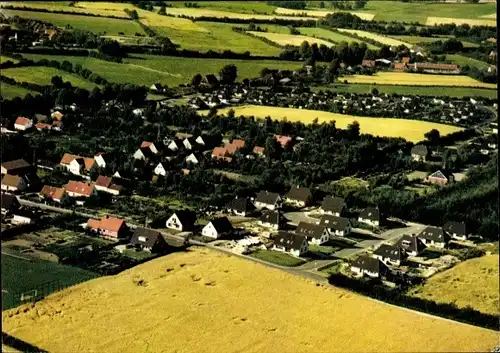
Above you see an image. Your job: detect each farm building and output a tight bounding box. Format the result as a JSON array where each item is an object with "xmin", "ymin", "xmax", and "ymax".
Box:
[
  {"xmin": 294, "ymin": 222, "xmax": 329, "ymax": 245},
  {"xmin": 259, "ymin": 210, "xmax": 284, "ymax": 230},
  {"xmin": 1, "ymin": 159, "xmax": 31, "ymax": 176},
  {"xmin": 413, "ymin": 63, "xmax": 460, "ymax": 74},
  {"xmin": 1, "ymin": 174, "xmax": 27, "ymax": 193},
  {"xmin": 201, "ymin": 217, "xmax": 234, "ymax": 239},
  {"xmin": 272, "ymin": 231, "xmax": 308, "ymax": 257},
  {"xmin": 11, "ymin": 209, "xmax": 34, "ymax": 225},
  {"xmin": 395, "ymin": 235, "xmax": 426, "ymax": 257},
  {"xmin": 319, "ymin": 215, "xmax": 351, "ymax": 237},
  {"xmin": 254, "ymin": 191, "xmax": 282, "ymax": 210},
  {"xmin": 284, "ymin": 186, "xmax": 312, "ymax": 208},
  {"xmin": 358, "ymin": 207, "xmax": 380, "ymax": 227},
  {"xmin": 129, "ymin": 228, "xmax": 167, "ymax": 253},
  {"xmin": 417, "ymin": 226, "xmax": 449, "ymax": 249},
  {"xmin": 166, "ymin": 210, "xmax": 197, "ymax": 231},
  {"xmin": 87, "ymin": 216, "xmax": 127, "ymax": 241},
  {"xmin": 426, "ymin": 170, "xmax": 454, "ymax": 185},
  {"xmin": 351, "ymin": 255, "xmax": 389, "ymax": 278},
  {"xmin": 443, "ymin": 221, "xmax": 467, "ymax": 241},
  {"xmin": 372, "ymin": 244, "xmax": 407, "ymax": 266},
  {"xmin": 320, "ymin": 196, "xmax": 346, "ymax": 216},
  {"xmin": 225, "ymin": 197, "xmax": 255, "ymax": 217}
]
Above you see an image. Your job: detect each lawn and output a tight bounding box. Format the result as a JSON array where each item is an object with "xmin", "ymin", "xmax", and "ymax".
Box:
[
  {"xmin": 407, "ymin": 255, "xmax": 499, "ymax": 315},
  {"xmin": 340, "ymin": 72, "xmax": 497, "ymax": 89},
  {"xmin": 249, "ymin": 249, "xmax": 305, "ymax": 267},
  {"xmin": 0, "ymin": 83, "xmax": 36, "ymax": 100},
  {"xmin": 3, "ymin": 9, "xmax": 145, "ymax": 35},
  {"xmin": 312, "ymin": 83, "xmax": 498, "ymax": 99},
  {"xmin": 205, "ymin": 105, "xmax": 463, "ymax": 143},
  {"xmin": 298, "ymin": 27, "xmax": 379, "ymax": 49},
  {"xmin": 122, "ymin": 249, "xmax": 155, "ymax": 261},
  {"xmin": 1, "ymin": 66, "xmax": 98, "ymax": 90},
  {"xmin": 446, "ymin": 54, "xmax": 490, "ymax": 71},
  {"xmin": 247, "ymin": 31, "xmax": 334, "ymax": 47},
  {"xmin": 1, "ymin": 250, "xmax": 97, "ymax": 310},
  {"xmin": 4, "ymin": 1, "xmax": 131, "ymax": 17},
  {"xmin": 2, "ymin": 248, "xmax": 498, "ymax": 352},
  {"xmin": 337, "ymin": 29, "xmax": 412, "ymax": 47}
]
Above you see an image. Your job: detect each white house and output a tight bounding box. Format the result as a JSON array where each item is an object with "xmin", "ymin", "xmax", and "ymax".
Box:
[
  {"xmin": 11, "ymin": 210, "xmax": 33, "ymax": 225},
  {"xmin": 259, "ymin": 210, "xmax": 283, "ymax": 230},
  {"xmin": 351, "ymin": 256, "xmax": 388, "ymax": 278},
  {"xmin": 358, "ymin": 207, "xmax": 380, "ymax": 227},
  {"xmin": 168, "ymin": 140, "xmax": 182, "ymax": 151},
  {"xmin": 272, "ymin": 231, "xmax": 308, "ymax": 257},
  {"xmin": 443, "ymin": 221, "xmax": 467, "ymax": 241},
  {"xmin": 372, "ymin": 244, "xmax": 406, "ymax": 267},
  {"xmin": 1, "ymin": 174, "xmax": 27, "ymax": 192},
  {"xmin": 254, "ymin": 191, "xmax": 282, "ymax": 210},
  {"xmin": 417, "ymin": 226, "xmax": 448, "ymax": 249},
  {"xmin": 295, "ymin": 222, "xmax": 329, "ymax": 245},
  {"xmin": 201, "ymin": 217, "xmax": 234, "ymax": 239},
  {"xmin": 154, "ymin": 162, "xmax": 167, "ymax": 176},
  {"xmin": 183, "ymin": 138, "xmax": 196, "ymax": 150},
  {"xmin": 14, "ymin": 117, "xmax": 33, "ymax": 131},
  {"xmin": 185, "ymin": 153, "xmax": 200, "ymax": 165},
  {"xmin": 165, "ymin": 210, "xmax": 196, "ymax": 231},
  {"xmin": 94, "ymin": 153, "xmax": 106, "ymax": 168},
  {"xmin": 319, "ymin": 215, "xmax": 351, "ymax": 237}
]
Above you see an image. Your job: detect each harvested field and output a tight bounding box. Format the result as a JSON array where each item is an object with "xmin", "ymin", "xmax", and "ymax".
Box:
[
  {"xmin": 273, "ymin": 7, "xmax": 375, "ymax": 20},
  {"xmin": 169, "ymin": 1, "xmax": 276, "ymax": 15},
  {"xmin": 248, "ymin": 31, "xmax": 333, "ymax": 47},
  {"xmin": 480, "ymin": 13, "xmax": 496, "ymax": 18},
  {"xmin": 388, "ymin": 35, "xmax": 479, "ymax": 48},
  {"xmin": 298, "ymin": 27, "xmax": 379, "ymax": 49},
  {"xmin": 203, "ymin": 105, "xmax": 463, "ymax": 142},
  {"xmin": 2, "ymin": 1, "xmax": 130, "ymax": 17},
  {"xmin": 337, "ymin": 28, "xmax": 412, "ymax": 47},
  {"xmin": 163, "ymin": 6, "xmax": 316, "ymax": 21},
  {"xmin": 2, "ymin": 247, "xmax": 498, "ymax": 353},
  {"xmin": 340, "ymin": 72, "xmax": 497, "ymax": 89},
  {"xmin": 407, "ymin": 255, "xmax": 499, "ymax": 315},
  {"xmin": 426, "ymin": 16, "xmax": 496, "ymax": 27}
]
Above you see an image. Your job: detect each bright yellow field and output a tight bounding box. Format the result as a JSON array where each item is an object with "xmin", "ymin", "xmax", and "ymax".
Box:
[
  {"xmin": 203, "ymin": 105, "xmax": 462, "ymax": 142},
  {"xmin": 5, "ymin": 1, "xmax": 129, "ymax": 17},
  {"xmin": 3, "ymin": 247, "xmax": 497, "ymax": 353},
  {"xmin": 248, "ymin": 31, "xmax": 334, "ymax": 47},
  {"xmin": 408, "ymin": 255, "xmax": 499, "ymax": 315},
  {"xmin": 163, "ymin": 7, "xmax": 316, "ymax": 21},
  {"xmin": 274, "ymin": 7, "xmax": 375, "ymax": 20},
  {"xmin": 480, "ymin": 13, "xmax": 496, "ymax": 19},
  {"xmin": 341, "ymin": 72, "xmax": 497, "ymax": 89},
  {"xmin": 137, "ymin": 9, "xmax": 209, "ymax": 32},
  {"xmin": 426, "ymin": 16, "xmax": 497, "ymax": 26},
  {"xmin": 337, "ymin": 28, "xmax": 412, "ymax": 47}
]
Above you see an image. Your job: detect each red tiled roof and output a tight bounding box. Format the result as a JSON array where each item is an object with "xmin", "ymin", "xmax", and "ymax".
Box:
[
  {"xmin": 401, "ymin": 57, "xmax": 410, "ymax": 63},
  {"xmin": 40, "ymin": 185, "xmax": 65, "ymax": 200},
  {"xmin": 224, "ymin": 143, "xmax": 239, "ymax": 155},
  {"xmin": 95, "ymin": 175, "xmax": 112, "ymax": 188},
  {"xmin": 253, "ymin": 146, "xmax": 265, "ymax": 154},
  {"xmin": 274, "ymin": 135, "xmax": 292, "ymax": 147},
  {"xmin": 60, "ymin": 153, "xmax": 76, "ymax": 165},
  {"xmin": 15, "ymin": 117, "xmax": 31, "ymax": 126},
  {"xmin": 88, "ymin": 216, "xmax": 125, "ymax": 232},
  {"xmin": 36, "ymin": 123, "xmax": 52, "ymax": 130},
  {"xmin": 231, "ymin": 139, "xmax": 245, "ymax": 148},
  {"xmin": 83, "ymin": 158, "xmax": 95, "ymax": 170},
  {"xmin": 362, "ymin": 60, "xmax": 376, "ymax": 67},
  {"xmin": 141, "ymin": 141, "xmax": 153, "ymax": 148},
  {"xmin": 212, "ymin": 147, "xmax": 228, "ymax": 157},
  {"xmin": 65, "ymin": 180, "xmax": 95, "ymax": 196},
  {"xmin": 108, "ymin": 184, "xmax": 121, "ymax": 191},
  {"xmin": 60, "ymin": 154, "xmax": 95, "ymax": 170},
  {"xmin": 51, "ymin": 111, "xmax": 64, "ymax": 120},
  {"xmin": 393, "ymin": 63, "xmax": 407, "ymax": 70},
  {"xmin": 87, "ymin": 218, "xmax": 101, "ymax": 229}
]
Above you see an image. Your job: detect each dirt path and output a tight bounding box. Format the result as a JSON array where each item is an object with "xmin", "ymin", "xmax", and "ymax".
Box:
[
  {"xmin": 1, "ymin": 251, "xmax": 32, "ymax": 261},
  {"xmin": 127, "ymin": 64, "xmax": 182, "ymax": 78}
]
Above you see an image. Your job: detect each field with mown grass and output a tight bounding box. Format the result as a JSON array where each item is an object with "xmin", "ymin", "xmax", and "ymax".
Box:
[
  {"xmin": 1, "ymin": 66, "xmax": 98, "ymax": 90},
  {"xmin": 340, "ymin": 72, "xmax": 497, "ymax": 89},
  {"xmin": 273, "ymin": 7, "xmax": 375, "ymax": 20},
  {"xmin": 3, "ymin": 1, "xmax": 131, "ymax": 17},
  {"xmin": 426, "ymin": 16, "xmax": 496, "ymax": 27},
  {"xmin": 203, "ymin": 105, "xmax": 463, "ymax": 143},
  {"xmin": 337, "ymin": 29, "xmax": 412, "ymax": 47},
  {"xmin": 19, "ymin": 53, "xmax": 302, "ymax": 87},
  {"xmin": 388, "ymin": 35, "xmax": 479, "ymax": 48},
  {"xmin": 0, "ymin": 83, "xmax": 36, "ymax": 99},
  {"xmin": 2, "ymin": 9, "xmax": 144, "ymax": 35},
  {"xmin": 298, "ymin": 28, "xmax": 379, "ymax": 49},
  {"xmin": 167, "ymin": 1, "xmax": 276, "ymax": 15},
  {"xmin": 247, "ymin": 31, "xmax": 334, "ymax": 47},
  {"xmin": 2, "ymin": 247, "xmax": 498, "ymax": 353},
  {"xmin": 407, "ymin": 255, "xmax": 499, "ymax": 315},
  {"xmin": 446, "ymin": 54, "xmax": 491, "ymax": 70},
  {"xmin": 1, "ymin": 55, "xmax": 19, "ymax": 64}
]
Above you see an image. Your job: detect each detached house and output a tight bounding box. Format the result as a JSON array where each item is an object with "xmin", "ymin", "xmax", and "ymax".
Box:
[
  {"xmin": 417, "ymin": 226, "xmax": 449, "ymax": 249},
  {"xmin": 272, "ymin": 231, "xmax": 308, "ymax": 257},
  {"xmin": 443, "ymin": 221, "xmax": 467, "ymax": 241},
  {"xmin": 284, "ymin": 186, "xmax": 312, "ymax": 208},
  {"xmin": 154, "ymin": 162, "xmax": 168, "ymax": 176},
  {"xmin": 201, "ymin": 217, "xmax": 234, "ymax": 239},
  {"xmin": 372, "ymin": 244, "xmax": 407, "ymax": 266},
  {"xmin": 259, "ymin": 210, "xmax": 284, "ymax": 230},
  {"xmin": 87, "ymin": 215, "xmax": 127, "ymax": 241},
  {"xmin": 252, "ymin": 146, "xmax": 265, "ymax": 158},
  {"xmin": 211, "ymin": 147, "xmax": 232, "ymax": 163},
  {"xmin": 351, "ymin": 255, "xmax": 389, "ymax": 278},
  {"xmin": 65, "ymin": 180, "xmax": 97, "ymax": 198},
  {"xmin": 1, "ymin": 192, "xmax": 20, "ymax": 215},
  {"xmin": 1, "ymin": 174, "xmax": 27, "ymax": 192},
  {"xmin": 39, "ymin": 185, "xmax": 69, "ymax": 204},
  {"xmin": 396, "ymin": 234, "xmax": 426, "ymax": 257},
  {"xmin": 358, "ymin": 207, "xmax": 380, "ymax": 227},
  {"xmin": 185, "ymin": 153, "xmax": 201, "ymax": 165},
  {"xmin": 166, "ymin": 210, "xmax": 197, "ymax": 231},
  {"xmin": 411, "ymin": 145, "xmax": 429, "ymax": 162},
  {"xmin": 14, "ymin": 117, "xmax": 33, "ymax": 131},
  {"xmin": 94, "ymin": 153, "xmax": 107, "ymax": 168},
  {"xmin": 295, "ymin": 222, "xmax": 329, "ymax": 245},
  {"xmin": 129, "ymin": 228, "xmax": 167, "ymax": 253},
  {"xmin": 59, "ymin": 154, "xmax": 97, "ymax": 176},
  {"xmin": 1, "ymin": 159, "xmax": 31, "ymax": 176},
  {"xmin": 95, "ymin": 175, "xmax": 121, "ymax": 195},
  {"xmin": 320, "ymin": 196, "xmax": 346, "ymax": 216},
  {"xmin": 274, "ymin": 135, "xmax": 293, "ymax": 149},
  {"xmin": 319, "ymin": 215, "xmax": 351, "ymax": 237},
  {"xmin": 225, "ymin": 197, "xmax": 255, "ymax": 217},
  {"xmin": 254, "ymin": 191, "xmax": 282, "ymax": 210},
  {"xmin": 167, "ymin": 139, "xmax": 183, "ymax": 152}
]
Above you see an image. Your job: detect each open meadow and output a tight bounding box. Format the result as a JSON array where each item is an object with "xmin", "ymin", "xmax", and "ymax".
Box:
[
  {"xmin": 2, "ymin": 1, "xmax": 131, "ymax": 17},
  {"xmin": 273, "ymin": 7, "xmax": 375, "ymax": 20},
  {"xmin": 0, "ymin": 83, "xmax": 36, "ymax": 99},
  {"xmin": 426, "ymin": 16, "xmax": 496, "ymax": 27},
  {"xmin": 340, "ymin": 72, "xmax": 497, "ymax": 89},
  {"xmin": 247, "ymin": 31, "xmax": 334, "ymax": 47},
  {"xmin": 407, "ymin": 255, "xmax": 499, "ymax": 315},
  {"xmin": 388, "ymin": 35, "xmax": 479, "ymax": 48},
  {"xmin": 204, "ymin": 105, "xmax": 463, "ymax": 142},
  {"xmin": 446, "ymin": 54, "xmax": 491, "ymax": 70},
  {"xmin": 2, "ymin": 247, "xmax": 498, "ymax": 353},
  {"xmin": 298, "ymin": 28, "xmax": 379, "ymax": 49},
  {"xmin": 336, "ymin": 29, "xmax": 412, "ymax": 47},
  {"xmin": 166, "ymin": 1, "xmax": 277, "ymax": 15}
]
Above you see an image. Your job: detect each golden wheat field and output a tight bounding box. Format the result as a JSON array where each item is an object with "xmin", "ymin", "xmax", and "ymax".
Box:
[
  {"xmin": 274, "ymin": 7, "xmax": 376, "ymax": 20},
  {"xmin": 248, "ymin": 31, "xmax": 334, "ymax": 47},
  {"xmin": 337, "ymin": 28, "xmax": 412, "ymax": 47},
  {"xmin": 137, "ymin": 9, "xmax": 210, "ymax": 32},
  {"xmin": 341, "ymin": 72, "xmax": 497, "ymax": 89},
  {"xmin": 5, "ymin": 1, "xmax": 130, "ymax": 17},
  {"xmin": 163, "ymin": 7, "xmax": 316, "ymax": 21},
  {"xmin": 408, "ymin": 255, "xmax": 500, "ymax": 316},
  {"xmin": 426, "ymin": 16, "xmax": 496, "ymax": 26},
  {"xmin": 2, "ymin": 247, "xmax": 498, "ymax": 353},
  {"xmin": 204, "ymin": 105, "xmax": 462, "ymax": 142}
]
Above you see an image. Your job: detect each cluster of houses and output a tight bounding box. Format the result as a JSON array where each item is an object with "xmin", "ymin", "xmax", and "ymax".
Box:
[
  {"xmin": 362, "ymin": 56, "xmax": 461, "ymax": 74},
  {"xmin": 11, "ymin": 108, "xmax": 69, "ymax": 132},
  {"xmin": 1, "ymin": 159, "xmax": 39, "ymax": 193},
  {"xmin": 350, "ymin": 222, "xmax": 468, "ymax": 279},
  {"xmin": 1, "ymin": 192, "xmax": 34, "ymax": 225}
]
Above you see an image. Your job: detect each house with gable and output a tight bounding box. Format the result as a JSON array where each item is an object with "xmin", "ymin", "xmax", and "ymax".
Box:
[
  {"xmin": 95, "ymin": 175, "xmax": 121, "ymax": 195},
  {"xmin": 87, "ymin": 215, "xmax": 127, "ymax": 241},
  {"xmin": 284, "ymin": 186, "xmax": 312, "ymax": 208},
  {"xmin": 358, "ymin": 207, "xmax": 380, "ymax": 227},
  {"xmin": 65, "ymin": 180, "xmax": 97, "ymax": 198},
  {"xmin": 129, "ymin": 227, "xmax": 167, "ymax": 253},
  {"xmin": 154, "ymin": 162, "xmax": 168, "ymax": 176},
  {"xmin": 225, "ymin": 197, "xmax": 255, "ymax": 217},
  {"xmin": 254, "ymin": 191, "xmax": 282, "ymax": 210},
  {"xmin": 295, "ymin": 222, "xmax": 329, "ymax": 245},
  {"xmin": 1, "ymin": 192, "xmax": 20, "ymax": 215},
  {"xmin": 320, "ymin": 196, "xmax": 346, "ymax": 217},
  {"xmin": 185, "ymin": 153, "xmax": 201, "ymax": 165},
  {"xmin": 274, "ymin": 134, "xmax": 293, "ymax": 149},
  {"xmin": 165, "ymin": 210, "xmax": 197, "ymax": 231},
  {"xmin": 272, "ymin": 231, "xmax": 308, "ymax": 257},
  {"xmin": 1, "ymin": 159, "xmax": 32, "ymax": 176},
  {"xmin": 411, "ymin": 145, "xmax": 429, "ymax": 162},
  {"xmin": 167, "ymin": 139, "xmax": 183, "ymax": 152},
  {"xmin": 395, "ymin": 234, "xmax": 426, "ymax": 257},
  {"xmin": 259, "ymin": 210, "xmax": 284, "ymax": 230},
  {"xmin": 426, "ymin": 170, "xmax": 453, "ymax": 185},
  {"xmin": 94, "ymin": 153, "xmax": 107, "ymax": 168},
  {"xmin": 372, "ymin": 244, "xmax": 407, "ymax": 266},
  {"xmin": 1, "ymin": 174, "xmax": 27, "ymax": 193},
  {"xmin": 59, "ymin": 154, "xmax": 97, "ymax": 176},
  {"xmin": 417, "ymin": 226, "xmax": 449, "ymax": 249},
  {"xmin": 350, "ymin": 255, "xmax": 389, "ymax": 278},
  {"xmin": 211, "ymin": 147, "xmax": 232, "ymax": 163},
  {"xmin": 443, "ymin": 221, "xmax": 467, "ymax": 241},
  {"xmin": 39, "ymin": 185, "xmax": 69, "ymax": 204},
  {"xmin": 201, "ymin": 216, "xmax": 234, "ymax": 239},
  {"xmin": 319, "ymin": 214, "xmax": 351, "ymax": 237},
  {"xmin": 14, "ymin": 117, "xmax": 33, "ymax": 131}
]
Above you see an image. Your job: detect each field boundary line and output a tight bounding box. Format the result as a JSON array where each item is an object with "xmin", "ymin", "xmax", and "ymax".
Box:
[
  {"xmin": 127, "ymin": 64, "xmax": 182, "ymax": 78},
  {"xmin": 1, "ymin": 251, "xmax": 32, "ymax": 261}
]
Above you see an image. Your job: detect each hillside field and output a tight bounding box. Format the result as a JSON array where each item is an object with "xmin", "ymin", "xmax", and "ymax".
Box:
[
  {"xmin": 2, "ymin": 247, "xmax": 498, "ymax": 353},
  {"xmin": 426, "ymin": 16, "xmax": 496, "ymax": 27},
  {"xmin": 337, "ymin": 29, "xmax": 412, "ymax": 47},
  {"xmin": 340, "ymin": 72, "xmax": 497, "ymax": 89},
  {"xmin": 388, "ymin": 35, "xmax": 479, "ymax": 48},
  {"xmin": 407, "ymin": 255, "xmax": 499, "ymax": 315},
  {"xmin": 203, "ymin": 105, "xmax": 463, "ymax": 142},
  {"xmin": 0, "ymin": 83, "xmax": 36, "ymax": 99},
  {"xmin": 298, "ymin": 28, "xmax": 379, "ymax": 49},
  {"xmin": 3, "ymin": 1, "xmax": 131, "ymax": 17},
  {"xmin": 273, "ymin": 7, "xmax": 375, "ymax": 20},
  {"xmin": 247, "ymin": 31, "xmax": 334, "ymax": 47},
  {"xmin": 446, "ymin": 54, "xmax": 491, "ymax": 70}
]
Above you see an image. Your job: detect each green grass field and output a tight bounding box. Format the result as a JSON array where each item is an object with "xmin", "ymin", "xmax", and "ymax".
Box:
[
  {"xmin": 0, "ymin": 55, "xmax": 19, "ymax": 64},
  {"xmin": 3, "ymin": 1, "xmax": 131, "ymax": 17},
  {"xmin": 20, "ymin": 53, "xmax": 302, "ymax": 87},
  {"xmin": 166, "ymin": 1, "xmax": 276, "ymax": 15},
  {"xmin": 249, "ymin": 249, "xmax": 306, "ymax": 267},
  {"xmin": 3, "ymin": 9, "xmax": 145, "ymax": 35},
  {"xmin": 313, "ymin": 84, "xmax": 497, "ymax": 99},
  {"xmin": 446, "ymin": 54, "xmax": 491, "ymax": 71},
  {"xmin": 298, "ymin": 27, "xmax": 379, "ymax": 49},
  {"xmin": 1, "ymin": 250, "xmax": 97, "ymax": 310},
  {"xmin": 337, "ymin": 29, "xmax": 412, "ymax": 47},
  {"xmin": 0, "ymin": 83, "xmax": 37, "ymax": 99},
  {"xmin": 388, "ymin": 35, "xmax": 479, "ymax": 48}
]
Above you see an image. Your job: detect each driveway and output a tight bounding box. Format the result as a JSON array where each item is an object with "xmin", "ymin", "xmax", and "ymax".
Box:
[{"xmin": 283, "ymin": 211, "xmax": 319, "ymax": 225}]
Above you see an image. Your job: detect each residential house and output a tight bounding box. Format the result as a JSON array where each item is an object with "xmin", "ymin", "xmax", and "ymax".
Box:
[
  {"xmin": 39, "ymin": 185, "xmax": 69, "ymax": 204},
  {"xmin": 401, "ymin": 57, "xmax": 410, "ymax": 64},
  {"xmin": 319, "ymin": 215, "xmax": 351, "ymax": 237},
  {"xmin": 36, "ymin": 123, "xmax": 52, "ymax": 131},
  {"xmin": 87, "ymin": 215, "xmax": 127, "ymax": 241},
  {"xmin": 14, "ymin": 117, "xmax": 33, "ymax": 131},
  {"xmin": 188, "ymin": 97, "xmax": 209, "ymax": 110},
  {"xmin": 133, "ymin": 147, "xmax": 155, "ymax": 161},
  {"xmin": 417, "ymin": 226, "xmax": 448, "ymax": 249},
  {"xmin": 201, "ymin": 217, "xmax": 234, "ymax": 239},
  {"xmin": 295, "ymin": 222, "xmax": 329, "ymax": 245},
  {"xmin": 252, "ymin": 146, "xmax": 265, "ymax": 158},
  {"xmin": 59, "ymin": 154, "xmax": 96, "ymax": 176},
  {"xmin": 165, "ymin": 210, "xmax": 197, "ymax": 231},
  {"xmin": 202, "ymin": 74, "xmax": 219, "ymax": 88},
  {"xmin": 272, "ymin": 231, "xmax": 308, "ymax": 257},
  {"xmin": 225, "ymin": 197, "xmax": 255, "ymax": 217},
  {"xmin": 167, "ymin": 139, "xmax": 183, "ymax": 152},
  {"xmin": 350, "ymin": 255, "xmax": 389, "ymax": 278},
  {"xmin": 150, "ymin": 83, "xmax": 165, "ymax": 92},
  {"xmin": 358, "ymin": 207, "xmax": 380, "ymax": 227},
  {"xmin": 195, "ymin": 134, "xmax": 220, "ymax": 150},
  {"xmin": 274, "ymin": 135, "xmax": 293, "ymax": 149},
  {"xmin": 51, "ymin": 111, "xmax": 64, "ymax": 121},
  {"xmin": 129, "ymin": 227, "xmax": 167, "ymax": 253},
  {"xmin": 65, "ymin": 180, "xmax": 97, "ymax": 198},
  {"xmin": 372, "ymin": 244, "xmax": 406, "ymax": 266},
  {"xmin": 393, "ymin": 62, "xmax": 408, "ymax": 72},
  {"xmin": 411, "ymin": 145, "xmax": 429, "ymax": 162},
  {"xmin": 211, "ymin": 147, "xmax": 232, "ymax": 162},
  {"xmin": 182, "ymin": 137, "xmax": 198, "ymax": 151},
  {"xmin": 395, "ymin": 234, "xmax": 426, "ymax": 256},
  {"xmin": 1, "ymin": 192, "xmax": 20, "ymax": 215},
  {"xmin": 254, "ymin": 191, "xmax": 282, "ymax": 210},
  {"xmin": 320, "ymin": 196, "xmax": 346, "ymax": 217},
  {"xmin": 94, "ymin": 153, "xmax": 107, "ymax": 168},
  {"xmin": 175, "ymin": 132, "xmax": 193, "ymax": 140},
  {"xmin": 95, "ymin": 175, "xmax": 121, "ymax": 195},
  {"xmin": 185, "ymin": 153, "xmax": 201, "ymax": 165},
  {"xmin": 443, "ymin": 221, "xmax": 467, "ymax": 241},
  {"xmin": 284, "ymin": 186, "xmax": 312, "ymax": 208},
  {"xmin": 11, "ymin": 209, "xmax": 34, "ymax": 225},
  {"xmin": 1, "ymin": 174, "xmax": 27, "ymax": 192},
  {"xmin": 231, "ymin": 139, "xmax": 246, "ymax": 149},
  {"xmin": 52, "ymin": 120, "xmax": 63, "ymax": 131},
  {"xmin": 259, "ymin": 210, "xmax": 284, "ymax": 230},
  {"xmin": 426, "ymin": 170, "xmax": 453, "ymax": 185},
  {"xmin": 140, "ymin": 141, "xmax": 159, "ymax": 154},
  {"xmin": 1, "ymin": 159, "xmax": 31, "ymax": 175},
  {"xmin": 154, "ymin": 162, "xmax": 168, "ymax": 176},
  {"xmin": 361, "ymin": 59, "xmax": 376, "ymax": 67}
]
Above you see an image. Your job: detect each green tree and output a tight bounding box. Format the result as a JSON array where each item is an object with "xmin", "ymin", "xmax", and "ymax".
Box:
[
  {"xmin": 424, "ymin": 129, "xmax": 440, "ymax": 145},
  {"xmin": 265, "ymin": 136, "xmax": 282, "ymax": 159},
  {"xmin": 347, "ymin": 121, "xmax": 360, "ymax": 139},
  {"xmin": 219, "ymin": 64, "xmax": 238, "ymax": 85},
  {"xmin": 158, "ymin": 5, "xmax": 166, "ymax": 15},
  {"xmin": 191, "ymin": 74, "xmax": 202, "ymax": 87}
]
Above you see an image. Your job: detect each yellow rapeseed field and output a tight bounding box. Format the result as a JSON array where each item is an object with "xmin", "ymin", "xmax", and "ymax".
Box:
[
  {"xmin": 408, "ymin": 255, "xmax": 499, "ymax": 315},
  {"xmin": 163, "ymin": 7, "xmax": 316, "ymax": 21},
  {"xmin": 426, "ymin": 16, "xmax": 497, "ymax": 27},
  {"xmin": 204, "ymin": 105, "xmax": 462, "ymax": 142},
  {"xmin": 274, "ymin": 7, "xmax": 375, "ymax": 20},
  {"xmin": 3, "ymin": 248, "xmax": 498, "ymax": 353},
  {"xmin": 248, "ymin": 31, "xmax": 334, "ymax": 47},
  {"xmin": 136, "ymin": 9, "xmax": 209, "ymax": 32},
  {"xmin": 337, "ymin": 28, "xmax": 412, "ymax": 47},
  {"xmin": 341, "ymin": 72, "xmax": 497, "ymax": 89}
]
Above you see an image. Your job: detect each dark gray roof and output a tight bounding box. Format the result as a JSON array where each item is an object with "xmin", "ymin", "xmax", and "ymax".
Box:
[
  {"xmin": 359, "ymin": 207, "xmax": 380, "ymax": 222},
  {"xmin": 321, "ymin": 196, "xmax": 346, "ymax": 214},
  {"xmin": 418, "ymin": 226, "xmax": 447, "ymax": 242},
  {"xmin": 443, "ymin": 221, "xmax": 466, "ymax": 236},
  {"xmin": 373, "ymin": 244, "xmax": 405, "ymax": 262},
  {"xmin": 260, "ymin": 210, "xmax": 282, "ymax": 225},
  {"xmin": 255, "ymin": 191, "xmax": 280, "ymax": 205},
  {"xmin": 396, "ymin": 235, "xmax": 426, "ymax": 253},
  {"xmin": 1, "ymin": 159, "xmax": 31, "ymax": 171},
  {"xmin": 319, "ymin": 215, "xmax": 350, "ymax": 230},
  {"xmin": 130, "ymin": 228, "xmax": 165, "ymax": 248},
  {"xmin": 273, "ymin": 231, "xmax": 306, "ymax": 250},
  {"xmin": 209, "ymin": 217, "xmax": 233, "ymax": 233},
  {"xmin": 173, "ymin": 210, "xmax": 197, "ymax": 228},
  {"xmin": 226, "ymin": 197, "xmax": 254, "ymax": 214},
  {"xmin": 295, "ymin": 222, "xmax": 326, "ymax": 239},
  {"xmin": 1, "ymin": 193, "xmax": 19, "ymax": 211},
  {"xmin": 351, "ymin": 255, "xmax": 387, "ymax": 273},
  {"xmin": 285, "ymin": 187, "xmax": 312, "ymax": 203},
  {"xmin": 411, "ymin": 145, "xmax": 429, "ymax": 156}
]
